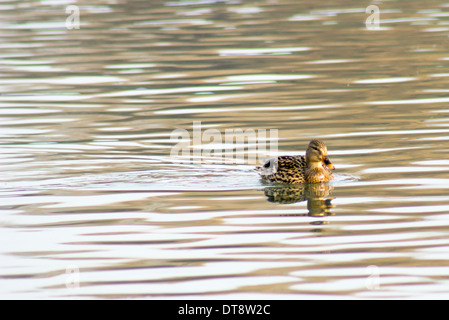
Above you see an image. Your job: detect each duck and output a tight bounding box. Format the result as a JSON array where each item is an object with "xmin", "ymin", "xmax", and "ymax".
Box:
[{"xmin": 256, "ymin": 139, "xmax": 335, "ymax": 184}]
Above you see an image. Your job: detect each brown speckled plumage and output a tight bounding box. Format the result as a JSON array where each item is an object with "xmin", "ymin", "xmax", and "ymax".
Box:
[{"xmin": 256, "ymin": 140, "xmax": 335, "ymax": 184}]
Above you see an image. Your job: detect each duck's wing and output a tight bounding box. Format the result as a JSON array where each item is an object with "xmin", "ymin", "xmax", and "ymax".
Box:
[
  {"xmin": 276, "ymin": 155, "xmax": 305, "ymax": 171},
  {"xmin": 257, "ymin": 155, "xmax": 305, "ymax": 177}
]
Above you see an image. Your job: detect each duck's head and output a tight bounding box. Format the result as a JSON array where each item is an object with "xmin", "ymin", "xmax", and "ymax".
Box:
[{"xmin": 305, "ymin": 140, "xmax": 335, "ymax": 170}]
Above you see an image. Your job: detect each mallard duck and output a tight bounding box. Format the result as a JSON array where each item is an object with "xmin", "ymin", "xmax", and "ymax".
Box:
[{"xmin": 256, "ymin": 139, "xmax": 335, "ymax": 184}]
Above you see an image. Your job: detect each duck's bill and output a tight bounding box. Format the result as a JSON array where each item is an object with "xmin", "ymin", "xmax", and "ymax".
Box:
[{"xmin": 323, "ymin": 157, "xmax": 335, "ymax": 170}]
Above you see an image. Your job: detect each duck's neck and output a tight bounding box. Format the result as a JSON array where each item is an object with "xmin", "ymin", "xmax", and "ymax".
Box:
[
  {"xmin": 305, "ymin": 161, "xmax": 328, "ymax": 183},
  {"xmin": 306, "ymin": 160, "xmax": 325, "ymax": 172}
]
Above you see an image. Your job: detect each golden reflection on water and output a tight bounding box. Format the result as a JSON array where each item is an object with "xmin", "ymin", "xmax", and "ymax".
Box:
[{"xmin": 264, "ymin": 184, "xmax": 334, "ymax": 217}]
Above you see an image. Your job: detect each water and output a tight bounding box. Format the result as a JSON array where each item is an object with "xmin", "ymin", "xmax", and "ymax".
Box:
[{"xmin": 1, "ymin": 0, "xmax": 449, "ymax": 299}]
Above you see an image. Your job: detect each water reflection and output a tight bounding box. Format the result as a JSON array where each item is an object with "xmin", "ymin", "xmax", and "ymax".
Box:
[{"xmin": 264, "ymin": 183, "xmax": 334, "ymax": 217}]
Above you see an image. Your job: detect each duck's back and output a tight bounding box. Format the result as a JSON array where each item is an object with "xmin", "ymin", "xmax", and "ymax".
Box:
[{"xmin": 257, "ymin": 155, "xmax": 307, "ymax": 184}]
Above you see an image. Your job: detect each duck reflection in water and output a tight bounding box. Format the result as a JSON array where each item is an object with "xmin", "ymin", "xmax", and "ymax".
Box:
[
  {"xmin": 256, "ymin": 140, "xmax": 336, "ymax": 216},
  {"xmin": 263, "ymin": 183, "xmax": 334, "ymax": 216}
]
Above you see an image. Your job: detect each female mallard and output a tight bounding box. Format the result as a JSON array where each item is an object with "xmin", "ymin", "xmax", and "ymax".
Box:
[{"xmin": 256, "ymin": 139, "xmax": 335, "ymax": 184}]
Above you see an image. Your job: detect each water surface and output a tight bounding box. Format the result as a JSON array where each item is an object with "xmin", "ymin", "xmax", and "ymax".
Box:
[{"xmin": 2, "ymin": 0, "xmax": 449, "ymax": 299}]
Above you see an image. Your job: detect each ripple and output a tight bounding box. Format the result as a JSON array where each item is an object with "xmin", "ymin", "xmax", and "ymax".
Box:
[
  {"xmin": 66, "ymin": 275, "xmax": 296, "ymax": 296},
  {"xmin": 365, "ymin": 97, "xmax": 449, "ymax": 105},
  {"xmin": 215, "ymin": 74, "xmax": 315, "ymax": 82},
  {"xmin": 100, "ymin": 85, "xmax": 243, "ymax": 98},
  {"xmin": 218, "ymin": 47, "xmax": 311, "ymax": 56},
  {"xmin": 353, "ymin": 77, "xmax": 416, "ymax": 84}
]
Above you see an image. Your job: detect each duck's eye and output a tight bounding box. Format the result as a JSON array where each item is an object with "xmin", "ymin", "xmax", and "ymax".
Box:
[{"xmin": 310, "ymin": 146, "xmax": 320, "ymax": 153}]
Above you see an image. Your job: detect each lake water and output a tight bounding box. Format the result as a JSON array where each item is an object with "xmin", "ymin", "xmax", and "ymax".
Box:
[{"xmin": 2, "ymin": 0, "xmax": 449, "ymax": 299}]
